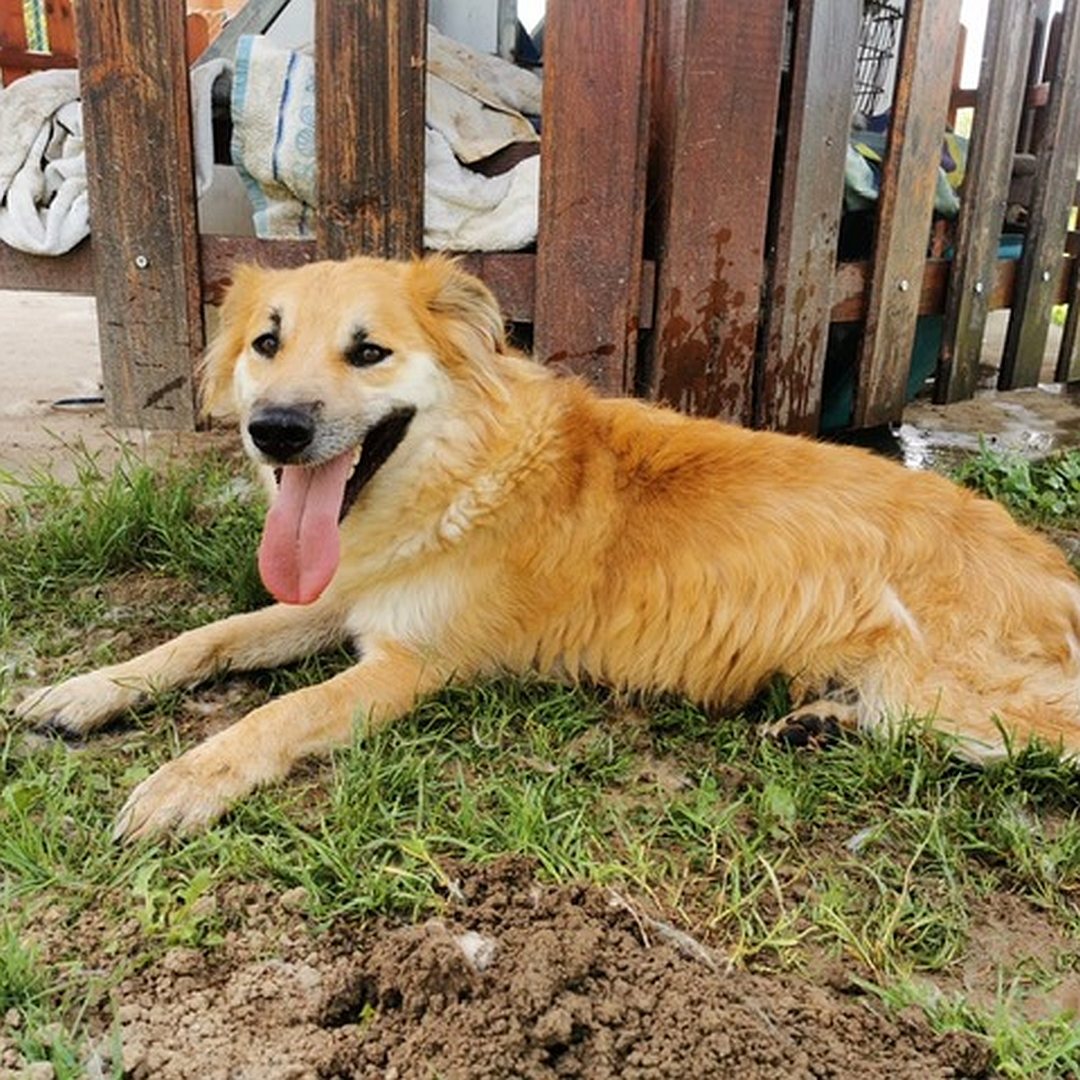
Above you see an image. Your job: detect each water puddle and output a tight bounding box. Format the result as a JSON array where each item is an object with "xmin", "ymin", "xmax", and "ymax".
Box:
[{"xmin": 855, "ymin": 384, "xmax": 1080, "ymax": 472}]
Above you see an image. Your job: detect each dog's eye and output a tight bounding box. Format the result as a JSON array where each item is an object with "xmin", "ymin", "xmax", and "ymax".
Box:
[
  {"xmin": 252, "ymin": 332, "xmax": 280, "ymax": 358},
  {"xmin": 345, "ymin": 340, "xmax": 391, "ymax": 368}
]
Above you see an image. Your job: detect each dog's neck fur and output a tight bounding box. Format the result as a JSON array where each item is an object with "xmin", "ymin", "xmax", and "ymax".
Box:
[{"xmin": 336, "ymin": 350, "xmax": 582, "ymax": 579}]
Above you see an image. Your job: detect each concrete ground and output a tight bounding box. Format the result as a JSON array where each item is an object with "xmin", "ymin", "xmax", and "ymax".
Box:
[
  {"xmin": 1, "ymin": 290, "xmax": 1078, "ymax": 486},
  {"xmin": 0, "ymin": 290, "xmax": 213, "ymax": 486}
]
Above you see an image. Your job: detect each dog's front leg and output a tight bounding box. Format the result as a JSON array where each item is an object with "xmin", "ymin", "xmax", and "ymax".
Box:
[
  {"xmin": 16, "ymin": 601, "xmax": 345, "ymax": 737},
  {"xmin": 112, "ymin": 640, "xmax": 449, "ymax": 842}
]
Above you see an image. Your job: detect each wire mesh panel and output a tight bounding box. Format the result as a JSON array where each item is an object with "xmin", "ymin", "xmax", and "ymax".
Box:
[{"xmin": 853, "ymin": 0, "xmax": 904, "ymax": 116}]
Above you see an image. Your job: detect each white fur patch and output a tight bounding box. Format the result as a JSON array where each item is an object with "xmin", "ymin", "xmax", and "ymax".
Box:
[
  {"xmin": 883, "ymin": 585, "xmax": 922, "ymax": 642},
  {"xmin": 345, "ymin": 571, "xmax": 465, "ymax": 645}
]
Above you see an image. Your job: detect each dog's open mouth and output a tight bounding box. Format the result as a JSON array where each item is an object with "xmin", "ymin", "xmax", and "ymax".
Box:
[
  {"xmin": 259, "ymin": 408, "xmax": 415, "ymax": 606},
  {"xmin": 337, "ymin": 407, "xmax": 416, "ymax": 523}
]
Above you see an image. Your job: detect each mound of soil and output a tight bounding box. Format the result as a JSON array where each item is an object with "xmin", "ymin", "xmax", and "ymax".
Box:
[{"xmin": 105, "ymin": 858, "xmax": 990, "ymax": 1079}]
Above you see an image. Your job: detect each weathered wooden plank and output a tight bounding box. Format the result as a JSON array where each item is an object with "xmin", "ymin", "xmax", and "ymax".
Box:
[
  {"xmin": 832, "ymin": 254, "xmax": 1074, "ymax": 323},
  {"xmin": 1058, "ymin": 195, "xmax": 1080, "ymax": 378},
  {"xmin": 852, "ymin": 0, "xmax": 961, "ymax": 428},
  {"xmin": 999, "ymin": 2, "xmax": 1080, "ymax": 388},
  {"xmin": 0, "ymin": 0, "xmax": 28, "ymax": 83},
  {"xmin": 198, "ymin": 237, "xmax": 658, "ymax": 334},
  {"xmin": 1016, "ymin": 0, "xmax": 1051, "ymax": 152},
  {"xmin": 758, "ymin": 0, "xmax": 861, "ymax": 433},
  {"xmin": 1028, "ymin": 1, "xmax": 1062, "ymax": 154},
  {"xmin": 198, "ymin": 236, "xmax": 318, "ymax": 304},
  {"xmin": 0, "ymin": 49, "xmax": 77, "ymax": 74},
  {"xmin": 314, "ymin": 1, "xmax": 426, "ymax": 260},
  {"xmin": 834, "ymin": 259, "xmax": 953, "ymax": 324},
  {"xmin": 645, "ymin": 0, "xmax": 786, "ymax": 423},
  {"xmin": 0, "ymin": 240, "xmax": 93, "ymax": 293},
  {"xmin": 1056, "ymin": 254, "xmax": 1080, "ymax": 379},
  {"xmin": 46, "ymin": 1, "xmax": 77, "ymax": 59},
  {"xmin": 936, "ymin": 0, "xmax": 1036, "ymax": 403},
  {"xmin": 532, "ymin": 0, "xmax": 652, "ymax": 394},
  {"xmin": 77, "ymin": 0, "xmax": 202, "ymax": 429}
]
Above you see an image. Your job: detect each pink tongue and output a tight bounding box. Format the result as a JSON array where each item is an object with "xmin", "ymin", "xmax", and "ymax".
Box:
[{"xmin": 258, "ymin": 452, "xmax": 354, "ymax": 605}]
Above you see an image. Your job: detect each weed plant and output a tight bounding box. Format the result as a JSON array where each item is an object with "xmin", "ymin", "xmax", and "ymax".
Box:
[{"xmin": 954, "ymin": 441, "xmax": 1080, "ymax": 524}]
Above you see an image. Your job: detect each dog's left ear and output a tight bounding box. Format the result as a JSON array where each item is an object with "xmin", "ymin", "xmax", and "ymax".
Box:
[{"xmin": 409, "ymin": 255, "xmax": 508, "ymax": 356}]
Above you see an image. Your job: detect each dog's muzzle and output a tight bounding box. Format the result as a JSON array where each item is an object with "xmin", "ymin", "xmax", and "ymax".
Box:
[{"xmin": 247, "ymin": 406, "xmax": 316, "ymax": 462}]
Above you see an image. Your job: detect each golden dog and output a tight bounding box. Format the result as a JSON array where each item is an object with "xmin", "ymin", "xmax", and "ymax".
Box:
[{"xmin": 18, "ymin": 255, "xmax": 1080, "ymax": 840}]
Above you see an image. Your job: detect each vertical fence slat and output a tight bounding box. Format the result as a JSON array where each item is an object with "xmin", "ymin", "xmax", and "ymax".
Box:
[
  {"xmin": 532, "ymin": 0, "xmax": 652, "ymax": 394},
  {"xmin": 1017, "ymin": 0, "xmax": 1052, "ymax": 153},
  {"xmin": 853, "ymin": 0, "xmax": 961, "ymax": 428},
  {"xmin": 314, "ymin": 1, "xmax": 427, "ymax": 260},
  {"xmin": 1055, "ymin": 176, "xmax": 1080, "ymax": 378},
  {"xmin": 0, "ymin": 2, "xmax": 29, "ymax": 83},
  {"xmin": 936, "ymin": 0, "xmax": 1036, "ymax": 403},
  {"xmin": 77, "ymin": 0, "xmax": 201, "ymax": 429},
  {"xmin": 758, "ymin": 0, "xmax": 860, "ymax": 433},
  {"xmin": 645, "ymin": 0, "xmax": 786, "ymax": 424},
  {"xmin": 46, "ymin": 1, "xmax": 77, "ymax": 59},
  {"xmin": 998, "ymin": 1, "xmax": 1080, "ymax": 389}
]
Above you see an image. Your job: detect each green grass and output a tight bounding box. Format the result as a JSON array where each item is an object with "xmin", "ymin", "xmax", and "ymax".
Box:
[{"xmin": 4, "ymin": 445, "xmax": 1080, "ymax": 1075}]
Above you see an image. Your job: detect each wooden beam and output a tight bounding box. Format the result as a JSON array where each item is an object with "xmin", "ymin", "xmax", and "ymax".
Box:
[
  {"xmin": 645, "ymin": 0, "xmax": 786, "ymax": 423},
  {"xmin": 45, "ymin": 0, "xmax": 77, "ymax": 57},
  {"xmin": 532, "ymin": 0, "xmax": 652, "ymax": 394},
  {"xmin": 852, "ymin": 0, "xmax": 962, "ymax": 428},
  {"xmin": 758, "ymin": 0, "xmax": 861, "ymax": 433},
  {"xmin": 314, "ymin": 1, "xmax": 427, "ymax": 260},
  {"xmin": 936, "ymin": 0, "xmax": 1036, "ymax": 402},
  {"xmin": 832, "ymin": 254, "xmax": 1074, "ymax": 324},
  {"xmin": 197, "ymin": 236, "xmax": 657, "ymax": 331},
  {"xmin": 0, "ymin": 48, "xmax": 77, "ymax": 73},
  {"xmin": 0, "ymin": 241, "xmax": 93, "ymax": 293},
  {"xmin": 77, "ymin": 0, "xmax": 202, "ymax": 429},
  {"xmin": 999, "ymin": 1, "xmax": 1080, "ymax": 388},
  {"xmin": 1056, "ymin": 254, "xmax": 1080, "ymax": 380}
]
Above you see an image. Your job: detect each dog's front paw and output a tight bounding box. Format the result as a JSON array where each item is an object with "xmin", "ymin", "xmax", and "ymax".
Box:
[
  {"xmin": 15, "ymin": 672, "xmax": 143, "ymax": 736},
  {"xmin": 113, "ymin": 751, "xmax": 238, "ymax": 843}
]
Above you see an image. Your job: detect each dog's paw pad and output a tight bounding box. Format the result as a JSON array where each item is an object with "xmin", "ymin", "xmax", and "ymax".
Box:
[
  {"xmin": 763, "ymin": 699, "xmax": 858, "ymax": 752},
  {"xmin": 769, "ymin": 712, "xmax": 844, "ymax": 750}
]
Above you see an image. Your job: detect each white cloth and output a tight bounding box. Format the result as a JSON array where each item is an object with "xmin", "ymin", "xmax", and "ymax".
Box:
[
  {"xmin": 191, "ymin": 58, "xmax": 230, "ymax": 198},
  {"xmin": 424, "ymin": 128, "xmax": 538, "ymax": 251},
  {"xmin": 0, "ymin": 70, "xmax": 87, "ymax": 255},
  {"xmin": 230, "ymin": 29, "xmax": 541, "ymax": 250},
  {"xmin": 0, "ymin": 65, "xmax": 224, "ymax": 256},
  {"xmin": 426, "ymin": 24, "xmax": 541, "ymax": 163}
]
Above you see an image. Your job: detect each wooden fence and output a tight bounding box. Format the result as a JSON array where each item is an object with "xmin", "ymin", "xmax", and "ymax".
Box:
[{"xmin": 0, "ymin": 0, "xmax": 1078, "ymax": 436}]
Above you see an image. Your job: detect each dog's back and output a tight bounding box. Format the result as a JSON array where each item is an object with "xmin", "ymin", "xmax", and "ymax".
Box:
[{"xmin": 338, "ymin": 347, "xmax": 1080, "ymax": 762}]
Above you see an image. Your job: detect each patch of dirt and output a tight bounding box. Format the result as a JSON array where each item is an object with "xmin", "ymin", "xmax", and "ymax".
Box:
[
  {"xmin": 81, "ymin": 859, "xmax": 991, "ymax": 1080},
  {"xmin": 917, "ymin": 890, "xmax": 1080, "ymax": 1022}
]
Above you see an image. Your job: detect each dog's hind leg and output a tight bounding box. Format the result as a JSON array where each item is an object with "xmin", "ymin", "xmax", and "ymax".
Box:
[
  {"xmin": 15, "ymin": 601, "xmax": 346, "ymax": 737},
  {"xmin": 111, "ymin": 639, "xmax": 452, "ymax": 841}
]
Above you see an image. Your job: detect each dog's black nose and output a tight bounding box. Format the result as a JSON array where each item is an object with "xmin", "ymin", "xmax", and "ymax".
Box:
[{"xmin": 247, "ymin": 407, "xmax": 316, "ymax": 460}]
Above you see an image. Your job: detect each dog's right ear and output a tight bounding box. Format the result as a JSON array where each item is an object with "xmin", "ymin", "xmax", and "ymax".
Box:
[
  {"xmin": 197, "ymin": 264, "xmax": 261, "ymax": 418},
  {"xmin": 408, "ymin": 254, "xmax": 508, "ymax": 357}
]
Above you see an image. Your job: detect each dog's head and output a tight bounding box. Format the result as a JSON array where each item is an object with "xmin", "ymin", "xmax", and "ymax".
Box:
[{"xmin": 199, "ymin": 255, "xmax": 509, "ymax": 605}]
